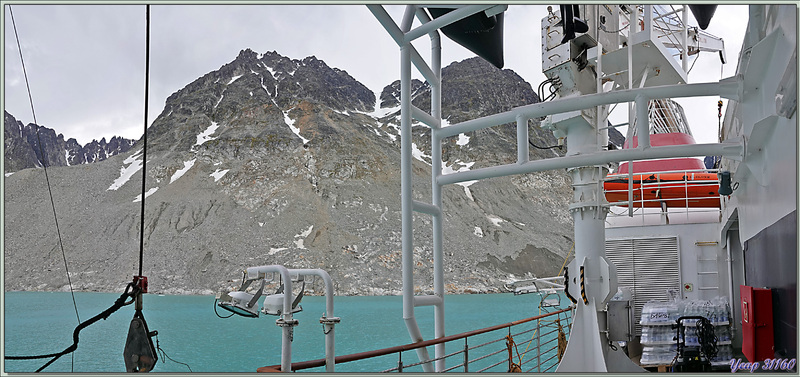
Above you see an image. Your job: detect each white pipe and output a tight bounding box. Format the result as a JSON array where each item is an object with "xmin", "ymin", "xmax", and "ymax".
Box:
[
  {"xmin": 245, "ymin": 265, "xmax": 293, "ymax": 372},
  {"xmin": 627, "ymin": 26, "xmax": 635, "ymax": 217},
  {"xmin": 400, "ymin": 44, "xmax": 414, "ymax": 331},
  {"xmin": 635, "ymin": 94, "xmax": 650, "ymax": 149},
  {"xmin": 596, "ymin": 41, "xmax": 606, "ymax": 153},
  {"xmin": 435, "ymin": 78, "xmax": 740, "ymax": 139},
  {"xmin": 412, "ymin": 200, "xmax": 441, "ymax": 216},
  {"xmin": 682, "ymin": 7, "xmax": 689, "ymax": 73},
  {"xmin": 400, "ymin": 42, "xmax": 434, "ymax": 373},
  {"xmin": 431, "ymin": 32, "xmax": 446, "ymax": 376},
  {"xmin": 517, "ymin": 115, "xmax": 529, "ymax": 164},
  {"xmin": 400, "ymin": 5, "xmax": 416, "ymax": 33},
  {"xmin": 726, "ymin": 233, "xmax": 736, "ymax": 334},
  {"xmin": 411, "ymin": 104, "xmax": 441, "ymax": 129},
  {"xmin": 415, "ymin": 7, "xmax": 445, "ymax": 370},
  {"xmin": 414, "ymin": 294, "xmax": 444, "ymax": 307},
  {"xmin": 437, "ymin": 141, "xmax": 743, "ymax": 186},
  {"xmin": 288, "ymin": 269, "xmax": 337, "ymax": 372}
]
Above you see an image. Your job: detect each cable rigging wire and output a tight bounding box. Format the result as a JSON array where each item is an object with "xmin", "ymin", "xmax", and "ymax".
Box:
[
  {"xmin": 5, "ymin": 6, "xmax": 166, "ymax": 373},
  {"xmin": 138, "ymin": 4, "xmax": 151, "ymax": 277},
  {"xmin": 9, "ymin": 5, "xmax": 81, "ymax": 370}
]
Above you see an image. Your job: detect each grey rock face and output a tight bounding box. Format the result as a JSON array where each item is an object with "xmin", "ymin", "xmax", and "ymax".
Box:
[
  {"xmin": 3, "ymin": 111, "xmax": 135, "ymax": 173},
  {"xmin": 4, "ymin": 50, "xmax": 574, "ymax": 296}
]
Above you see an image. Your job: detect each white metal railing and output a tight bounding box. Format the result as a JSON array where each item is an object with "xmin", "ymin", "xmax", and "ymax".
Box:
[{"xmin": 604, "ymin": 168, "xmax": 723, "ymax": 225}]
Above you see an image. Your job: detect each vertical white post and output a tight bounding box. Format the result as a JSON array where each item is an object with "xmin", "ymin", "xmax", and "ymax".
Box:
[
  {"xmin": 400, "ymin": 42, "xmax": 434, "ymax": 372},
  {"xmin": 596, "ymin": 42, "xmax": 607, "ymax": 152},
  {"xmin": 429, "ymin": 21, "xmax": 446, "ymax": 372},
  {"xmin": 635, "ymin": 94, "xmax": 650, "ymax": 149},
  {"xmin": 517, "ymin": 115, "xmax": 529, "ymax": 164},
  {"xmin": 626, "ymin": 20, "xmax": 635, "ymax": 217},
  {"xmin": 643, "ymin": 5, "xmax": 653, "ymax": 37},
  {"xmin": 245, "ymin": 265, "xmax": 294, "ymax": 372},
  {"xmin": 290, "ymin": 269, "xmax": 338, "ymax": 372},
  {"xmin": 682, "ymin": 7, "xmax": 689, "ymax": 73}
]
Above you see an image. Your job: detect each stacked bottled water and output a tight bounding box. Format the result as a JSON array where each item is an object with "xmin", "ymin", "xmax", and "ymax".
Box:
[
  {"xmin": 639, "ymin": 301, "xmax": 680, "ymax": 365},
  {"xmin": 638, "ymin": 296, "xmax": 733, "ymax": 366}
]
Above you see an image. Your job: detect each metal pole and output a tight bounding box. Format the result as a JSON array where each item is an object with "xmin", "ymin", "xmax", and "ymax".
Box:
[
  {"xmin": 434, "ymin": 79, "xmax": 740, "ymax": 139},
  {"xmin": 537, "ymin": 319, "xmax": 541, "ymax": 372},
  {"xmin": 516, "ymin": 115, "xmax": 529, "ymax": 164},
  {"xmin": 682, "ymin": 6, "xmax": 689, "ymax": 73},
  {"xmin": 436, "ymin": 141, "xmax": 743, "ymax": 186},
  {"xmin": 635, "ymin": 94, "xmax": 651, "ymax": 149},
  {"xmin": 426, "ymin": 12, "xmax": 446, "ymax": 372},
  {"xmin": 245, "ymin": 265, "xmax": 293, "ymax": 372},
  {"xmin": 464, "ymin": 338, "xmax": 469, "ymax": 372},
  {"xmin": 400, "ymin": 41, "xmax": 434, "ymax": 373},
  {"xmin": 289, "ymin": 269, "xmax": 338, "ymax": 372},
  {"xmin": 627, "ymin": 23, "xmax": 635, "ymax": 217}
]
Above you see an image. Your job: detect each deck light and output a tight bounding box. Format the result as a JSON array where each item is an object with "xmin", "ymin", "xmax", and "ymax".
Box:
[
  {"xmin": 217, "ymin": 278, "xmax": 306, "ymax": 318},
  {"xmin": 217, "ymin": 279, "xmax": 265, "ymax": 318},
  {"xmin": 263, "ymin": 280, "xmax": 305, "ymax": 316}
]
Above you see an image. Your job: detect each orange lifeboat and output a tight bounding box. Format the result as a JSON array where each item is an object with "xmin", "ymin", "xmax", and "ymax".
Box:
[
  {"xmin": 603, "ymin": 99, "xmax": 722, "ymax": 208},
  {"xmin": 604, "ymin": 172, "xmax": 721, "ymax": 208}
]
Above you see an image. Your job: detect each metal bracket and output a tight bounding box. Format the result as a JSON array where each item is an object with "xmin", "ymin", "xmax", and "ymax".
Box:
[
  {"xmin": 320, "ymin": 316, "xmax": 341, "ymax": 325},
  {"xmin": 276, "ymin": 318, "xmax": 299, "ymax": 327}
]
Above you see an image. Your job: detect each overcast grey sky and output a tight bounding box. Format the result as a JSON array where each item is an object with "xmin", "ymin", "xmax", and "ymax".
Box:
[{"xmin": 4, "ymin": 4, "xmax": 747, "ymax": 145}]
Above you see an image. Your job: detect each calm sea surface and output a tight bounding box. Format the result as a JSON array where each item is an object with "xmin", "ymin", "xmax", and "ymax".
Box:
[{"xmin": 4, "ymin": 291, "xmax": 566, "ymax": 373}]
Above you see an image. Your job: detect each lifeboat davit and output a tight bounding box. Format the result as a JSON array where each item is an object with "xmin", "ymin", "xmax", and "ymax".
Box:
[{"xmin": 603, "ymin": 99, "xmax": 721, "ymax": 208}]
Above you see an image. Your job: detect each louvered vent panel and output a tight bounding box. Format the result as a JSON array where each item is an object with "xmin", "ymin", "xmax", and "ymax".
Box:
[{"xmin": 606, "ymin": 236, "xmax": 680, "ymax": 336}]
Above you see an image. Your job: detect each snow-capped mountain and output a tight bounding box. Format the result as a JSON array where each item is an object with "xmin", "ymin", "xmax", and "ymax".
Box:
[
  {"xmin": 4, "ymin": 111, "xmax": 135, "ymax": 174},
  {"xmin": 5, "ymin": 49, "xmax": 620, "ymax": 295}
]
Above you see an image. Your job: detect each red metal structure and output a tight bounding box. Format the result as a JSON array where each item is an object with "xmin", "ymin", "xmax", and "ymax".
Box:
[{"xmin": 740, "ymin": 285, "xmax": 775, "ymax": 362}]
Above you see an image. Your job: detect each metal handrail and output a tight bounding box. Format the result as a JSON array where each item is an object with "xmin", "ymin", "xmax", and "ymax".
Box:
[
  {"xmin": 259, "ymin": 306, "xmax": 573, "ymax": 372},
  {"xmin": 603, "ymin": 168, "xmax": 723, "ymax": 212}
]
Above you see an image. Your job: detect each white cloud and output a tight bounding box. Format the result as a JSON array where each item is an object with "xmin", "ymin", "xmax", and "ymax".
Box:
[{"xmin": 3, "ymin": 4, "xmax": 749, "ymax": 147}]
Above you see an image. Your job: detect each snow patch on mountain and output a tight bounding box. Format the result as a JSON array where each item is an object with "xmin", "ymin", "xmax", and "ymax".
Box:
[
  {"xmin": 133, "ymin": 187, "xmax": 158, "ymax": 202},
  {"xmin": 170, "ymin": 159, "xmax": 196, "ymax": 183},
  {"xmin": 293, "ymin": 225, "xmax": 314, "ymax": 249},
  {"xmin": 283, "ymin": 108, "xmax": 309, "ymax": 144},
  {"xmin": 107, "ymin": 149, "xmax": 143, "ymax": 191},
  {"xmin": 411, "ymin": 143, "xmax": 431, "ymax": 165},
  {"xmin": 227, "ymin": 74, "xmax": 243, "ymax": 85},
  {"xmin": 487, "ymin": 215, "xmax": 504, "ymax": 227},
  {"xmin": 457, "ymin": 133, "xmax": 470, "ymax": 146},
  {"xmin": 210, "ymin": 168, "xmax": 229, "ymax": 182},
  {"xmin": 195, "ymin": 122, "xmax": 219, "ymax": 147}
]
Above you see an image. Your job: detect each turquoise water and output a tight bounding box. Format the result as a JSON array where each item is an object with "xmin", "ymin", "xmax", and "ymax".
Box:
[{"xmin": 4, "ymin": 291, "xmax": 567, "ymax": 373}]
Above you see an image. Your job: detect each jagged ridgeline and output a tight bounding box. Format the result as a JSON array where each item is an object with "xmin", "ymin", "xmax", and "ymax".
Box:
[
  {"xmin": 4, "ymin": 111, "xmax": 136, "ymax": 172},
  {"xmin": 4, "ymin": 48, "xmax": 597, "ymax": 295}
]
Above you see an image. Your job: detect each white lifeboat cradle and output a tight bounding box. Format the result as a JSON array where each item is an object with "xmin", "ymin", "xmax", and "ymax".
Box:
[{"xmin": 369, "ymin": 4, "xmax": 743, "ymax": 372}]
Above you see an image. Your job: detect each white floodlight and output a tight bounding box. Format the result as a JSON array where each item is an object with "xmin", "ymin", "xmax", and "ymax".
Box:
[
  {"xmin": 217, "ymin": 279, "xmax": 265, "ymax": 318},
  {"xmin": 262, "ymin": 280, "xmax": 305, "ymax": 316}
]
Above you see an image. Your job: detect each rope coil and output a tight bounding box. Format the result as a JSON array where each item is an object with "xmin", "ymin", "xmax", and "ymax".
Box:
[{"xmin": 505, "ymin": 334, "xmax": 522, "ymax": 373}]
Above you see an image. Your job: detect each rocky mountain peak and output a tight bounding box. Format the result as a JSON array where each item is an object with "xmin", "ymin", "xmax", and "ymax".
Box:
[
  {"xmin": 5, "ymin": 49, "xmax": 577, "ymax": 296},
  {"xmin": 3, "ymin": 111, "xmax": 135, "ymax": 173}
]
